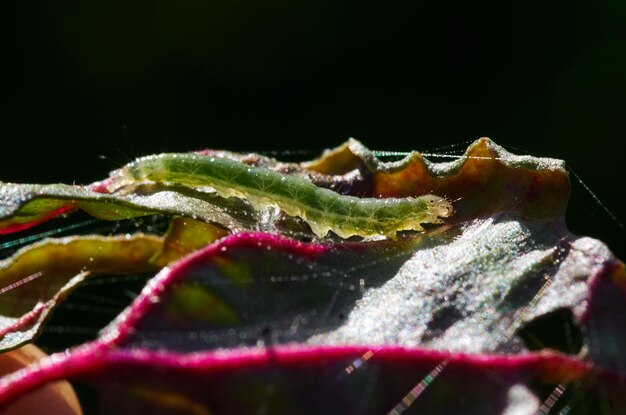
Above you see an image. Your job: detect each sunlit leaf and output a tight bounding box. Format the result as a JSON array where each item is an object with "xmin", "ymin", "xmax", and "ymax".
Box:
[
  {"xmin": 0, "ymin": 139, "xmax": 623, "ymax": 414},
  {"xmin": 0, "ymin": 218, "xmax": 226, "ymax": 351}
]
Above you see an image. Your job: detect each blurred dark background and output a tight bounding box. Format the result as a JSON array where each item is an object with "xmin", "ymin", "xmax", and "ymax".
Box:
[{"xmin": 4, "ymin": 1, "xmax": 625, "ymax": 257}]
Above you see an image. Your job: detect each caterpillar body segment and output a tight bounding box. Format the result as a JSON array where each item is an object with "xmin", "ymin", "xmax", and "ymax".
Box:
[{"xmin": 110, "ymin": 154, "xmax": 453, "ymax": 238}]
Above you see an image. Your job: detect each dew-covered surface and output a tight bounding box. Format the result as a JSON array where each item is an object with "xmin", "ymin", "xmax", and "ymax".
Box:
[{"xmin": 0, "ymin": 138, "xmax": 624, "ymax": 414}]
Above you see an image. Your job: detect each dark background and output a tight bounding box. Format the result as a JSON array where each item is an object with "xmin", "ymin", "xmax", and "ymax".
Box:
[{"xmin": 4, "ymin": 1, "xmax": 625, "ymax": 258}]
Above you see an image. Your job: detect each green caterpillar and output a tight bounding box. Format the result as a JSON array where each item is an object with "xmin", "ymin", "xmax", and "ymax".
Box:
[{"xmin": 109, "ymin": 154, "xmax": 453, "ymax": 238}]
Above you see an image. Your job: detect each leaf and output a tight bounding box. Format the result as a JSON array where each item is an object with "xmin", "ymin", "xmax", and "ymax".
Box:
[
  {"xmin": 0, "ymin": 139, "xmax": 624, "ymax": 414},
  {"xmin": 0, "ymin": 345, "xmax": 608, "ymax": 415},
  {"xmin": 0, "ymin": 183, "xmax": 255, "ymax": 235},
  {"xmin": 0, "ymin": 218, "xmax": 227, "ymax": 351},
  {"xmin": 0, "ymin": 232, "xmax": 624, "ymax": 413}
]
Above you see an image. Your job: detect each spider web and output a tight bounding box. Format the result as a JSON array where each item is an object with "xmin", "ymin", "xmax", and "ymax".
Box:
[{"xmin": 0, "ymin": 141, "xmax": 623, "ymax": 414}]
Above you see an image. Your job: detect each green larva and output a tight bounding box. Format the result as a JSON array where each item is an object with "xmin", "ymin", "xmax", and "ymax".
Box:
[{"xmin": 109, "ymin": 154, "xmax": 453, "ymax": 238}]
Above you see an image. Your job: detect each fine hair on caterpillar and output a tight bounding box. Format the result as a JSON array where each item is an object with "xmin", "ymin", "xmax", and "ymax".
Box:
[{"xmin": 109, "ymin": 153, "xmax": 453, "ymax": 238}]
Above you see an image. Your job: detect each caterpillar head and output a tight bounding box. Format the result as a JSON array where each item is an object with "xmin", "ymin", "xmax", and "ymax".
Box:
[{"xmin": 422, "ymin": 194, "xmax": 454, "ymax": 219}]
